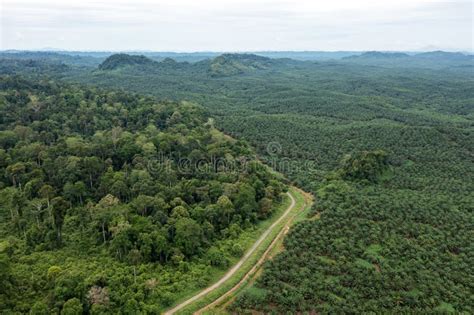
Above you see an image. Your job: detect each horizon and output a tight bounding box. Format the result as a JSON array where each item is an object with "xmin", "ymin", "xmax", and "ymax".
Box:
[{"xmin": 1, "ymin": 49, "xmax": 472, "ymax": 54}]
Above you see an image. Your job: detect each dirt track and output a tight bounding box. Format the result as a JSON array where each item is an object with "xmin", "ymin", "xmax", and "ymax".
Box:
[{"xmin": 164, "ymin": 191, "xmax": 296, "ymax": 315}]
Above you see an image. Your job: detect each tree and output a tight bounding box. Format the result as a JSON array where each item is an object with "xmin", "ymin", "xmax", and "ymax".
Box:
[
  {"xmin": 38, "ymin": 184, "xmax": 54, "ymax": 207},
  {"xmin": 109, "ymin": 224, "xmax": 132, "ymax": 261},
  {"xmin": 51, "ymin": 197, "xmax": 69, "ymax": 245},
  {"xmin": 61, "ymin": 298, "xmax": 82, "ymax": 315},
  {"xmin": 110, "ymin": 180, "xmax": 128, "ymax": 201},
  {"xmin": 92, "ymin": 194, "xmax": 120, "ymax": 244},
  {"xmin": 174, "ymin": 217, "xmax": 203, "ymax": 257},
  {"xmin": 63, "ymin": 181, "xmax": 87, "ymax": 205},
  {"xmin": 63, "ymin": 182, "xmax": 75, "ymax": 204},
  {"xmin": 87, "ymin": 286, "xmax": 109, "ymax": 307},
  {"xmin": 28, "ymin": 198, "xmax": 47, "ymax": 227},
  {"xmin": 338, "ymin": 150, "xmax": 389, "ymax": 182},
  {"xmin": 130, "ymin": 195, "xmax": 156, "ymax": 216},
  {"xmin": 128, "ymin": 249, "xmax": 142, "ymax": 283},
  {"xmin": 82, "ymin": 156, "xmax": 103, "ymax": 188},
  {"xmin": 47, "ymin": 265, "xmax": 62, "ymax": 285},
  {"xmin": 258, "ymin": 197, "xmax": 273, "ymax": 219},
  {"xmin": 207, "ymin": 246, "xmax": 228, "ymax": 267},
  {"xmin": 216, "ymin": 195, "xmax": 234, "ymax": 227},
  {"xmin": 230, "ymin": 243, "xmax": 243, "ymax": 257},
  {"xmin": 167, "ymin": 111, "xmax": 182, "ymax": 126},
  {"xmin": 0, "ymin": 75, "xmax": 292, "ymax": 313},
  {"xmin": 0, "ymin": 130, "xmax": 17, "ymax": 149},
  {"xmin": 24, "ymin": 178, "xmax": 44, "ymax": 199},
  {"xmin": 170, "ymin": 205, "xmax": 189, "ymax": 219},
  {"xmin": 30, "ymin": 301, "xmax": 49, "ymax": 315},
  {"xmin": 0, "ymin": 148, "xmax": 10, "ymax": 168},
  {"xmin": 234, "ymin": 183, "xmax": 257, "ymax": 222},
  {"xmin": 6, "ymin": 162, "xmax": 25, "ymax": 188},
  {"xmin": 73, "ymin": 181, "xmax": 87, "ymax": 205},
  {"xmin": 0, "ymin": 253, "xmax": 12, "ymax": 295}
]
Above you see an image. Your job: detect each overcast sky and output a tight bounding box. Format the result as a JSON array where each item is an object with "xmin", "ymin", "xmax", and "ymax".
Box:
[{"xmin": 1, "ymin": 0, "xmax": 472, "ymax": 51}]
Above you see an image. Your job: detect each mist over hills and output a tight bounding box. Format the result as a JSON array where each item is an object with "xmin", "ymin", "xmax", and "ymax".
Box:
[
  {"xmin": 341, "ymin": 50, "xmax": 474, "ymax": 68},
  {"xmin": 2, "ymin": 49, "xmax": 472, "ymax": 64}
]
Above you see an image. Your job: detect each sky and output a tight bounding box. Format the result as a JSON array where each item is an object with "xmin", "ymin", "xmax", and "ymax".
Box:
[{"xmin": 1, "ymin": 0, "xmax": 472, "ymax": 52}]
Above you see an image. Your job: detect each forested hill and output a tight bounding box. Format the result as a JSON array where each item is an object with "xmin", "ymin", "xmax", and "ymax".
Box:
[
  {"xmin": 0, "ymin": 75, "xmax": 287, "ymax": 313},
  {"xmin": 96, "ymin": 53, "xmax": 284, "ymax": 77},
  {"xmin": 2, "ymin": 51, "xmax": 472, "ymax": 81},
  {"xmin": 0, "ymin": 51, "xmax": 104, "ymax": 67},
  {"xmin": 344, "ymin": 51, "xmax": 410, "ymax": 59},
  {"xmin": 342, "ymin": 51, "xmax": 474, "ymax": 68},
  {"xmin": 98, "ymin": 54, "xmax": 157, "ymax": 70},
  {"xmin": 207, "ymin": 53, "xmax": 276, "ymax": 77}
]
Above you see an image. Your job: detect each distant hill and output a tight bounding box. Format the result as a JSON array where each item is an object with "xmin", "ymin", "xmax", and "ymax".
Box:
[
  {"xmin": 96, "ymin": 53, "xmax": 279, "ymax": 77},
  {"xmin": 1, "ymin": 50, "xmax": 363, "ymax": 62},
  {"xmin": 413, "ymin": 51, "xmax": 473, "ymax": 61},
  {"xmin": 255, "ymin": 51, "xmax": 361, "ymax": 60},
  {"xmin": 0, "ymin": 51, "xmax": 103, "ymax": 67},
  {"xmin": 342, "ymin": 51, "xmax": 473, "ymax": 68},
  {"xmin": 208, "ymin": 53, "xmax": 275, "ymax": 77},
  {"xmin": 98, "ymin": 53, "xmax": 156, "ymax": 70},
  {"xmin": 0, "ymin": 58, "xmax": 70, "ymax": 75},
  {"xmin": 344, "ymin": 51, "xmax": 410, "ymax": 59}
]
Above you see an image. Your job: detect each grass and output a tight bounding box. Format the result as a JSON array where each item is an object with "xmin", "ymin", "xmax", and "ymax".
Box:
[
  {"xmin": 172, "ymin": 187, "xmax": 311, "ymax": 314},
  {"xmin": 205, "ymin": 187, "xmax": 313, "ymax": 314},
  {"xmin": 160, "ymin": 189, "xmax": 292, "ymax": 313}
]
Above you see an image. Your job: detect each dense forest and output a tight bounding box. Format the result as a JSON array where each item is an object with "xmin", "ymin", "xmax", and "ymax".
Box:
[
  {"xmin": 0, "ymin": 51, "xmax": 473, "ymax": 313},
  {"xmin": 232, "ymin": 152, "xmax": 473, "ymax": 313},
  {"xmin": 0, "ymin": 75, "xmax": 286, "ymax": 313}
]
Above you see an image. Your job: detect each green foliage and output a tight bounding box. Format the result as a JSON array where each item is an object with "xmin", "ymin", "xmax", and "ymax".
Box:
[
  {"xmin": 435, "ymin": 302, "xmax": 456, "ymax": 314},
  {"xmin": 47, "ymin": 266, "xmax": 62, "ymax": 281},
  {"xmin": 232, "ymin": 183, "xmax": 474, "ymax": 313},
  {"xmin": 336, "ymin": 149, "xmax": 389, "ymax": 182},
  {"xmin": 236, "ymin": 287, "xmax": 268, "ymax": 308},
  {"xmin": 230, "ymin": 243, "xmax": 243, "ymax": 257},
  {"xmin": 61, "ymin": 298, "xmax": 83, "ymax": 315},
  {"xmin": 30, "ymin": 301, "xmax": 49, "ymax": 315},
  {"xmin": 209, "ymin": 53, "xmax": 273, "ymax": 77},
  {"xmin": 0, "ymin": 75, "xmax": 285, "ymax": 312},
  {"xmin": 98, "ymin": 54, "xmax": 156, "ymax": 70},
  {"xmin": 206, "ymin": 246, "xmax": 229, "ymax": 268},
  {"xmin": 1, "ymin": 52, "xmax": 472, "ymax": 313}
]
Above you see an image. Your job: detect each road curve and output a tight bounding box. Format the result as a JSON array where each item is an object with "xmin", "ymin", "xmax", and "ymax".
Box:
[{"xmin": 164, "ymin": 191, "xmax": 296, "ymax": 315}]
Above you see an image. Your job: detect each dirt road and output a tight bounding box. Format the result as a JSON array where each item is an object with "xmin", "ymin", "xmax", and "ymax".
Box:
[{"xmin": 164, "ymin": 191, "xmax": 296, "ymax": 315}]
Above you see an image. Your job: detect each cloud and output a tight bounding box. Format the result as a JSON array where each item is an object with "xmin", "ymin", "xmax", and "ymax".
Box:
[{"xmin": 1, "ymin": 0, "xmax": 472, "ymax": 51}]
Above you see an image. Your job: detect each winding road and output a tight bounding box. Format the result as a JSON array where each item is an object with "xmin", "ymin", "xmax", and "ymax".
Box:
[{"xmin": 164, "ymin": 191, "xmax": 297, "ymax": 315}]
